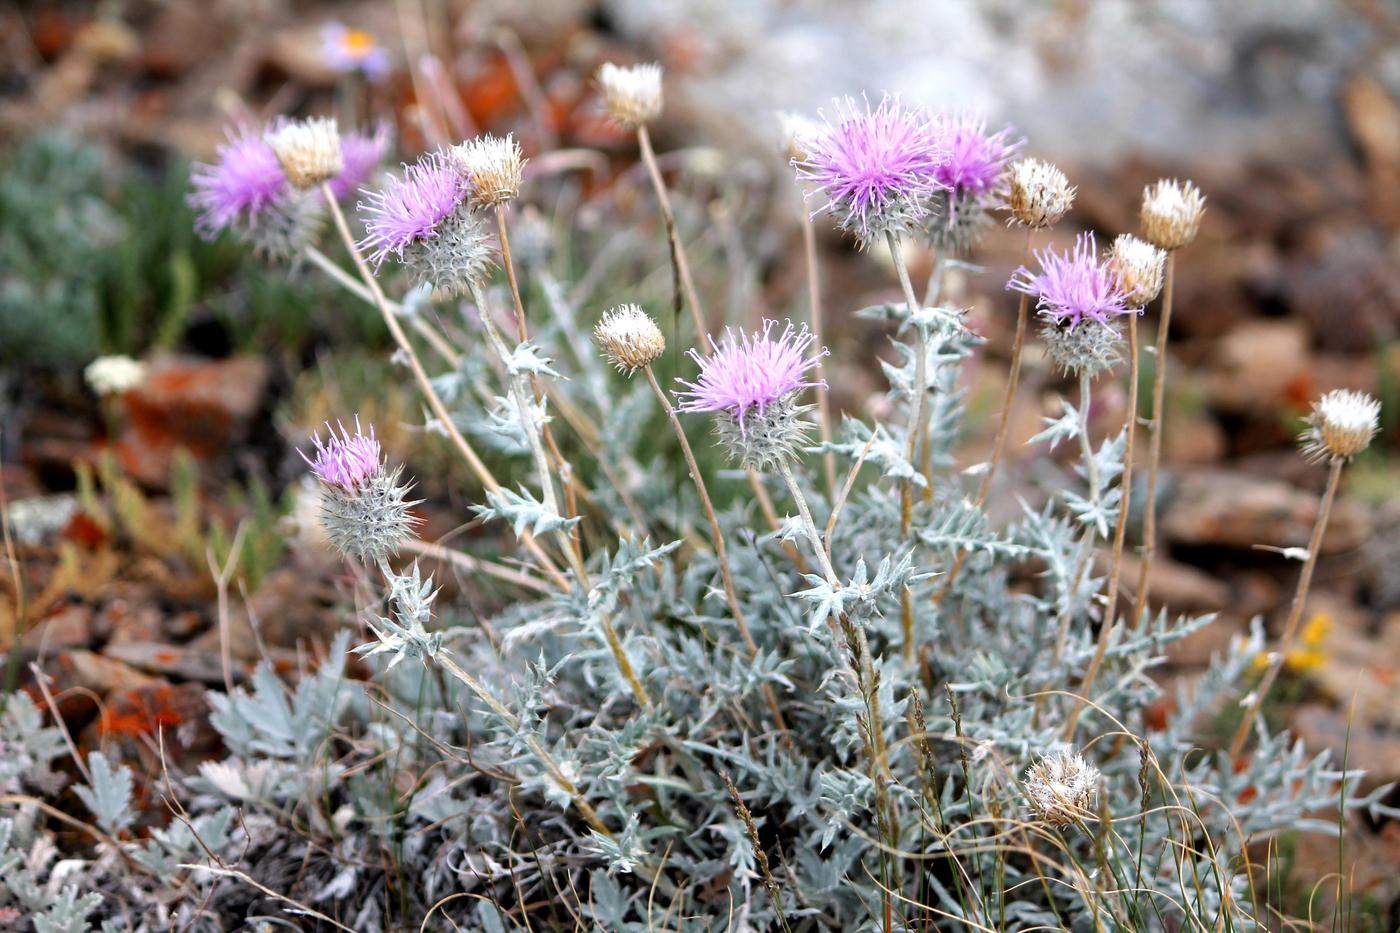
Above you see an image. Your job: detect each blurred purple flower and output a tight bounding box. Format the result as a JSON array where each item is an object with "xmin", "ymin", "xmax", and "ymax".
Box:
[
  {"xmin": 794, "ymin": 94, "xmax": 947, "ymax": 245},
  {"xmin": 330, "ymin": 124, "xmax": 393, "ymax": 200},
  {"xmin": 1008, "ymin": 233, "xmax": 1131, "ymax": 329},
  {"xmin": 356, "ymin": 152, "xmax": 467, "ymax": 268},
  {"xmin": 188, "ymin": 126, "xmax": 288, "ymax": 238},
  {"xmin": 302, "ymin": 419, "xmax": 382, "ymax": 490},
  {"xmin": 675, "ymin": 320, "xmax": 826, "ymax": 431},
  {"xmin": 933, "ymin": 112, "xmax": 1019, "ymax": 201},
  {"xmin": 321, "ymin": 22, "xmax": 391, "ymax": 83}
]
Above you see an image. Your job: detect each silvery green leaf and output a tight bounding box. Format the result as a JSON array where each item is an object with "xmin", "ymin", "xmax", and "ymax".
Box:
[
  {"xmin": 73, "ymin": 751, "xmax": 132, "ymax": 836},
  {"xmin": 505, "ymin": 340, "xmax": 562, "ymax": 379},
  {"xmin": 811, "ymin": 418, "xmax": 926, "ymax": 488},
  {"xmin": 1030, "ymin": 401, "xmax": 1082, "ymax": 449},
  {"xmin": 474, "ymin": 486, "xmax": 581, "ymax": 537}
]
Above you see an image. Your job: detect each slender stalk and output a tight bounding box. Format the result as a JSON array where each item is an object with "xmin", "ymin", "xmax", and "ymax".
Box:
[
  {"xmin": 975, "ymin": 228, "xmax": 1034, "ymax": 508},
  {"xmin": 316, "ymin": 185, "xmax": 567, "ymax": 589},
  {"xmin": 775, "ymin": 458, "xmax": 838, "ymax": 586},
  {"xmin": 1102, "ymin": 315, "xmax": 1140, "ymax": 626},
  {"xmin": 643, "ymin": 366, "xmax": 790, "ymax": 734},
  {"xmin": 799, "ymin": 203, "xmax": 837, "ymax": 496},
  {"xmin": 748, "ymin": 468, "xmax": 808, "ymax": 575},
  {"xmin": 1229, "ymin": 458, "xmax": 1343, "ymax": 757},
  {"xmin": 637, "ymin": 125, "xmax": 709, "ymax": 344},
  {"xmin": 597, "ymin": 610, "xmax": 652, "ymax": 709},
  {"xmin": 887, "ymin": 231, "xmax": 926, "ymax": 663},
  {"xmin": 1132, "ymin": 253, "xmax": 1176, "ymax": 625},
  {"xmin": 1077, "ymin": 370, "xmax": 1101, "ymax": 509},
  {"xmin": 495, "ymin": 207, "xmax": 530, "ymax": 344}
]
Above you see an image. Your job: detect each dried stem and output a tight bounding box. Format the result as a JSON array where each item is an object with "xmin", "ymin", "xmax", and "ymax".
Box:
[
  {"xmin": 637, "ymin": 124, "xmax": 708, "ymax": 344},
  {"xmin": 887, "ymin": 231, "xmax": 925, "ymax": 663},
  {"xmin": 775, "ymin": 458, "xmax": 838, "ymax": 586},
  {"xmin": 799, "ymin": 201, "xmax": 837, "ymax": 496},
  {"xmin": 1229, "ymin": 457, "xmax": 1343, "ymax": 758},
  {"xmin": 1132, "ymin": 253, "xmax": 1175, "ymax": 625},
  {"xmin": 317, "ymin": 185, "xmax": 568, "ymax": 589},
  {"xmin": 976, "ymin": 228, "xmax": 1034, "ymax": 508}
]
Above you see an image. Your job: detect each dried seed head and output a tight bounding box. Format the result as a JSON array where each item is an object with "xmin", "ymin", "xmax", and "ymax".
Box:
[
  {"xmin": 597, "ymin": 62, "xmax": 663, "ymax": 128},
  {"xmin": 1024, "ymin": 750, "xmax": 1100, "ymax": 826},
  {"xmin": 84, "ymin": 355, "xmax": 146, "ymax": 396},
  {"xmin": 265, "ymin": 117, "xmax": 344, "ymax": 189},
  {"xmin": 452, "ymin": 134, "xmax": 525, "ymax": 207},
  {"xmin": 1299, "ymin": 389, "xmax": 1381, "ymax": 463},
  {"xmin": 1040, "ymin": 318, "xmax": 1122, "ymax": 378},
  {"xmin": 594, "ymin": 304, "xmax": 666, "ymax": 375},
  {"xmin": 1107, "ymin": 234, "xmax": 1166, "ymax": 308},
  {"xmin": 714, "ymin": 393, "xmax": 813, "ymax": 470},
  {"xmin": 1007, "ymin": 158, "xmax": 1075, "ymax": 229},
  {"xmin": 1140, "ymin": 178, "xmax": 1205, "ymax": 251}
]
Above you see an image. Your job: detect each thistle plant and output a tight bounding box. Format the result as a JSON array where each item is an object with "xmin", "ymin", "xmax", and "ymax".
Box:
[{"xmin": 10, "ymin": 80, "xmax": 1386, "ymax": 932}]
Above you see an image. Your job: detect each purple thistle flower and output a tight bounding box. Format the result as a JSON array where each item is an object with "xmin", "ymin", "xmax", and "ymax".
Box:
[
  {"xmin": 675, "ymin": 320, "xmax": 827, "ymax": 431},
  {"xmin": 794, "ymin": 94, "xmax": 947, "ymax": 245},
  {"xmin": 321, "ymin": 22, "xmax": 392, "ymax": 83},
  {"xmin": 357, "ymin": 152, "xmax": 468, "ymax": 269},
  {"xmin": 1008, "ymin": 233, "xmax": 1131, "ymax": 330},
  {"xmin": 188, "ymin": 126, "xmax": 288, "ymax": 238},
  {"xmin": 933, "ymin": 112, "xmax": 1020, "ymax": 201},
  {"xmin": 329, "ymin": 124, "xmax": 392, "ymax": 201},
  {"xmin": 302, "ymin": 419, "xmax": 383, "ymax": 491}
]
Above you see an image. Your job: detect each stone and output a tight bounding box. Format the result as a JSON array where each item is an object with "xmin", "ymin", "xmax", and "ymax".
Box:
[
  {"xmin": 1161, "ymin": 469, "xmax": 1369, "ymax": 554},
  {"xmin": 103, "ymin": 641, "xmax": 234, "ymax": 687},
  {"xmin": 1201, "ymin": 320, "xmax": 1309, "ymax": 416},
  {"xmin": 1291, "ymin": 704, "xmax": 1400, "ymax": 793},
  {"xmin": 19, "ymin": 603, "xmax": 99, "ymax": 656},
  {"xmin": 26, "ymin": 651, "xmax": 159, "ymax": 726},
  {"xmin": 84, "ymin": 681, "xmax": 222, "ymax": 775},
  {"xmin": 1110, "ymin": 552, "xmax": 1230, "ymax": 616}
]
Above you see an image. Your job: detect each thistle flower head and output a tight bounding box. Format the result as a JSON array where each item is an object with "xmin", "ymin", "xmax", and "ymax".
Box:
[
  {"xmin": 794, "ymin": 94, "xmax": 948, "ymax": 247},
  {"xmin": 84, "ymin": 355, "xmax": 146, "ymax": 396},
  {"xmin": 320, "ymin": 21, "xmax": 391, "ymax": 82},
  {"xmin": 1106, "ymin": 234, "xmax": 1166, "ymax": 308},
  {"xmin": 329, "ymin": 123, "xmax": 392, "ymax": 201},
  {"xmin": 1009, "ymin": 233, "xmax": 1130, "ymax": 329},
  {"xmin": 265, "ymin": 116, "xmax": 344, "ymax": 190},
  {"xmin": 594, "ymin": 304, "xmax": 666, "ymax": 375},
  {"xmin": 1006, "ymin": 158, "xmax": 1075, "ymax": 229},
  {"xmin": 301, "ymin": 419, "xmax": 417, "ymax": 561},
  {"xmin": 1140, "ymin": 178, "xmax": 1205, "ymax": 251},
  {"xmin": 1300, "ymin": 390, "xmax": 1381, "ymax": 463},
  {"xmin": 1024, "ymin": 749, "xmax": 1100, "ymax": 826},
  {"xmin": 188, "ymin": 126, "xmax": 289, "ymax": 238},
  {"xmin": 597, "ymin": 62, "xmax": 663, "ymax": 128},
  {"xmin": 933, "ymin": 112, "xmax": 1020, "ymax": 201},
  {"xmin": 452, "ymin": 134, "xmax": 525, "ymax": 207}
]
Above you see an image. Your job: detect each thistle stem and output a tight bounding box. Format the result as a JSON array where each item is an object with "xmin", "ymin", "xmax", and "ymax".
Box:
[
  {"xmin": 643, "ymin": 366, "xmax": 790, "ymax": 734},
  {"xmin": 887, "ymin": 230, "xmax": 926, "ymax": 664},
  {"xmin": 775, "ymin": 458, "xmax": 838, "ymax": 586},
  {"xmin": 637, "ymin": 124, "xmax": 709, "ymax": 345},
  {"xmin": 1132, "ymin": 253, "xmax": 1175, "ymax": 626},
  {"xmin": 317, "ymin": 184, "xmax": 567, "ymax": 590},
  {"xmin": 494, "ymin": 207, "xmax": 530, "ymax": 345},
  {"xmin": 799, "ymin": 201, "xmax": 837, "ymax": 497},
  {"xmin": 1229, "ymin": 457, "xmax": 1343, "ymax": 758},
  {"xmin": 976, "ymin": 229, "xmax": 1034, "ymax": 508}
]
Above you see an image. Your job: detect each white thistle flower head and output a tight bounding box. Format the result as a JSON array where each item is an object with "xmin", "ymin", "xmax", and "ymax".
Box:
[
  {"xmin": 1140, "ymin": 178, "xmax": 1205, "ymax": 251},
  {"xmin": 452, "ymin": 133, "xmax": 525, "ymax": 207},
  {"xmin": 778, "ymin": 111, "xmax": 824, "ymax": 164},
  {"xmin": 265, "ymin": 116, "xmax": 344, "ymax": 190},
  {"xmin": 1107, "ymin": 234, "xmax": 1166, "ymax": 308},
  {"xmin": 84, "ymin": 355, "xmax": 146, "ymax": 396},
  {"xmin": 594, "ymin": 304, "xmax": 666, "ymax": 375},
  {"xmin": 1300, "ymin": 389, "xmax": 1381, "ymax": 463},
  {"xmin": 1007, "ymin": 158, "xmax": 1075, "ymax": 229},
  {"xmin": 1024, "ymin": 749, "xmax": 1100, "ymax": 826},
  {"xmin": 597, "ymin": 62, "xmax": 663, "ymax": 128}
]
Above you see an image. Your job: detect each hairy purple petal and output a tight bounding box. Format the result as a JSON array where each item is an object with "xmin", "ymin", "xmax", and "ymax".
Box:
[
  {"xmin": 303, "ymin": 419, "xmax": 383, "ymax": 490},
  {"xmin": 330, "ymin": 124, "xmax": 392, "ymax": 201},
  {"xmin": 188, "ymin": 126, "xmax": 288, "ymax": 238},
  {"xmin": 1008, "ymin": 232, "xmax": 1131, "ymax": 329},
  {"xmin": 674, "ymin": 320, "xmax": 827, "ymax": 430},
  {"xmin": 933, "ymin": 112, "xmax": 1020, "ymax": 200},
  {"xmin": 356, "ymin": 152, "xmax": 467, "ymax": 268}
]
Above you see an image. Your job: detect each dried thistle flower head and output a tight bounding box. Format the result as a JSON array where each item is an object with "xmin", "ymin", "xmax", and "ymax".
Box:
[
  {"xmin": 1007, "ymin": 158, "xmax": 1075, "ymax": 229},
  {"xmin": 597, "ymin": 62, "xmax": 663, "ymax": 128},
  {"xmin": 452, "ymin": 134, "xmax": 525, "ymax": 207},
  {"xmin": 1300, "ymin": 389, "xmax": 1381, "ymax": 463},
  {"xmin": 85, "ymin": 355, "xmax": 146, "ymax": 396},
  {"xmin": 1107, "ymin": 234, "xmax": 1166, "ymax": 308},
  {"xmin": 1024, "ymin": 749, "xmax": 1100, "ymax": 826},
  {"xmin": 265, "ymin": 117, "xmax": 344, "ymax": 190},
  {"xmin": 1140, "ymin": 178, "xmax": 1205, "ymax": 251},
  {"xmin": 301, "ymin": 419, "xmax": 418, "ymax": 561},
  {"xmin": 594, "ymin": 304, "xmax": 666, "ymax": 375}
]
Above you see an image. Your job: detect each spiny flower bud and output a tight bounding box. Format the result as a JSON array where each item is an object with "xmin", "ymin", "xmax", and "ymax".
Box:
[
  {"xmin": 1007, "ymin": 158, "xmax": 1075, "ymax": 229},
  {"xmin": 1041, "ymin": 319, "xmax": 1122, "ymax": 378},
  {"xmin": 597, "ymin": 62, "xmax": 663, "ymax": 129},
  {"xmin": 1299, "ymin": 389, "xmax": 1381, "ymax": 463},
  {"xmin": 713, "ymin": 394, "xmax": 813, "ymax": 470},
  {"xmin": 302, "ymin": 420, "xmax": 418, "ymax": 561},
  {"xmin": 1140, "ymin": 178, "xmax": 1205, "ymax": 251},
  {"xmin": 1106, "ymin": 234, "xmax": 1166, "ymax": 308},
  {"xmin": 452, "ymin": 133, "xmax": 525, "ymax": 207},
  {"xmin": 594, "ymin": 304, "xmax": 666, "ymax": 375},
  {"xmin": 265, "ymin": 117, "xmax": 344, "ymax": 190},
  {"xmin": 1024, "ymin": 749, "xmax": 1100, "ymax": 826}
]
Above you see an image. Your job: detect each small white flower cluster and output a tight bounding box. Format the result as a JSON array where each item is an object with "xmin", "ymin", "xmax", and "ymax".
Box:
[
  {"xmin": 1024, "ymin": 749, "xmax": 1101, "ymax": 826},
  {"xmin": 1300, "ymin": 389, "xmax": 1381, "ymax": 463},
  {"xmin": 453, "ymin": 134, "xmax": 526, "ymax": 207},
  {"xmin": 84, "ymin": 355, "xmax": 146, "ymax": 396},
  {"xmin": 597, "ymin": 62, "xmax": 664, "ymax": 129}
]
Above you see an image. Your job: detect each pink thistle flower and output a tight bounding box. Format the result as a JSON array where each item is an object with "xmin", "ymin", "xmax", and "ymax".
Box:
[
  {"xmin": 794, "ymin": 94, "xmax": 947, "ymax": 246},
  {"xmin": 356, "ymin": 152, "xmax": 467, "ymax": 268},
  {"xmin": 329, "ymin": 124, "xmax": 392, "ymax": 201},
  {"xmin": 188, "ymin": 126, "xmax": 289, "ymax": 238},
  {"xmin": 1008, "ymin": 233, "xmax": 1131, "ymax": 330},
  {"xmin": 302, "ymin": 419, "xmax": 383, "ymax": 491},
  {"xmin": 675, "ymin": 320, "xmax": 827, "ymax": 431},
  {"xmin": 321, "ymin": 22, "xmax": 391, "ymax": 83},
  {"xmin": 933, "ymin": 112, "xmax": 1020, "ymax": 201}
]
